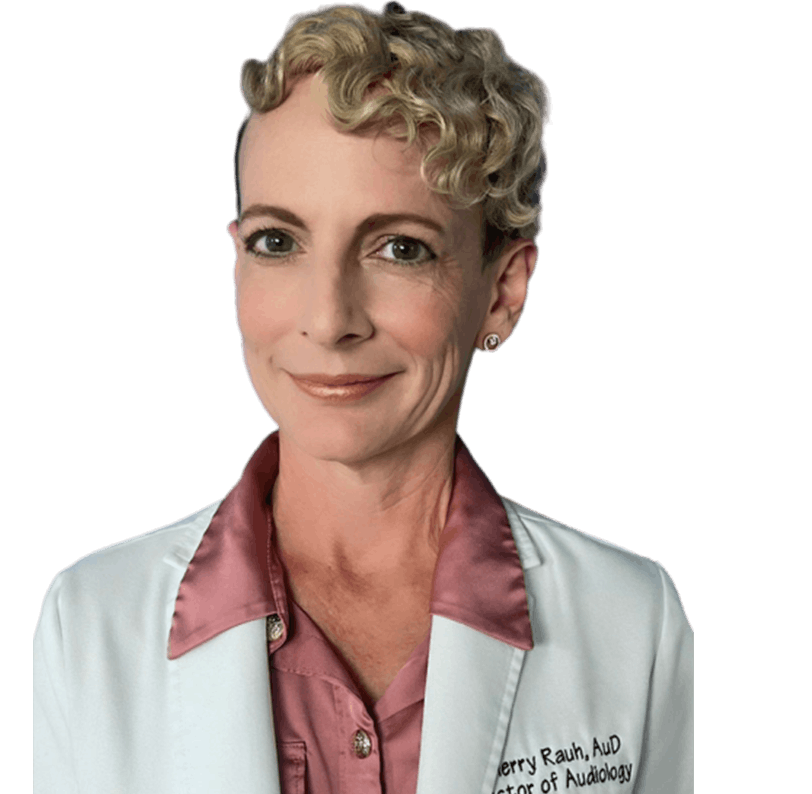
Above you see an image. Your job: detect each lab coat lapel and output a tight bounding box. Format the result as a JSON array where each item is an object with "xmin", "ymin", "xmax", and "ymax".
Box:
[
  {"xmin": 170, "ymin": 617, "xmax": 281, "ymax": 794},
  {"xmin": 416, "ymin": 615, "xmax": 527, "ymax": 794}
]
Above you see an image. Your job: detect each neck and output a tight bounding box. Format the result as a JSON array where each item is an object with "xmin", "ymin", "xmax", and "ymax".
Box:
[{"xmin": 272, "ymin": 421, "xmax": 458, "ymax": 578}]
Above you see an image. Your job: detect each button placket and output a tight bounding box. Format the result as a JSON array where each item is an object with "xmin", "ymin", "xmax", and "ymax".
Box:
[{"xmin": 338, "ymin": 689, "xmax": 381, "ymax": 791}]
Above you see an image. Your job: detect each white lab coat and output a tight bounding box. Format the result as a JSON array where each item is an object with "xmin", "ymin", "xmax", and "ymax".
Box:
[{"xmin": 34, "ymin": 497, "xmax": 693, "ymax": 794}]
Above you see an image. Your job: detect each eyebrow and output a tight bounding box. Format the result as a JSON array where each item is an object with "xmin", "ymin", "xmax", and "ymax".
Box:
[{"xmin": 238, "ymin": 204, "xmax": 446, "ymax": 238}]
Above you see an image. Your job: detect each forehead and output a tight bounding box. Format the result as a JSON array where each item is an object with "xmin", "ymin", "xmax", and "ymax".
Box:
[{"xmin": 239, "ymin": 75, "xmax": 478, "ymax": 234}]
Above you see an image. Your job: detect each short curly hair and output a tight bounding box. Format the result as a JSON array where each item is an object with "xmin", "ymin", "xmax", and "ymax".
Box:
[{"xmin": 235, "ymin": 3, "xmax": 548, "ymax": 265}]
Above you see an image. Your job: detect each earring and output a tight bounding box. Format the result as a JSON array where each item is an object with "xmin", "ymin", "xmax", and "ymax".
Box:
[{"xmin": 483, "ymin": 333, "xmax": 501, "ymax": 351}]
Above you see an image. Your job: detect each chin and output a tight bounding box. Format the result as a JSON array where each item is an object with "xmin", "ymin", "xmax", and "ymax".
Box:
[{"xmin": 278, "ymin": 413, "xmax": 404, "ymax": 467}]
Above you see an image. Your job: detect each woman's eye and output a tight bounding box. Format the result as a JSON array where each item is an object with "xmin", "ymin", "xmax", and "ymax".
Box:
[
  {"xmin": 244, "ymin": 229, "xmax": 298, "ymax": 258},
  {"xmin": 376, "ymin": 236, "xmax": 436, "ymax": 265}
]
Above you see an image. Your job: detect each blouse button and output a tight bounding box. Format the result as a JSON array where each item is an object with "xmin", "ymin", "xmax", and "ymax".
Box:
[
  {"xmin": 353, "ymin": 729, "xmax": 372, "ymax": 758},
  {"xmin": 266, "ymin": 614, "xmax": 285, "ymax": 642}
]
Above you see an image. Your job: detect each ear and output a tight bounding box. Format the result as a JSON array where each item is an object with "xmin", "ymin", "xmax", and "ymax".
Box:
[
  {"xmin": 228, "ymin": 220, "xmax": 241, "ymax": 279},
  {"xmin": 477, "ymin": 239, "xmax": 537, "ymax": 349}
]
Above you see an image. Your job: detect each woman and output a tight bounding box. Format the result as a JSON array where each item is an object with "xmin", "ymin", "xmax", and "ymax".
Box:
[{"xmin": 34, "ymin": 4, "xmax": 693, "ymax": 793}]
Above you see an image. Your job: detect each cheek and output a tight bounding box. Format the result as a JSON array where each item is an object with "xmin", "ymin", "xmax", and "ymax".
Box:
[
  {"xmin": 390, "ymin": 302, "xmax": 453, "ymax": 356},
  {"xmin": 382, "ymin": 278, "xmax": 480, "ymax": 362},
  {"xmin": 236, "ymin": 274, "xmax": 288, "ymax": 347}
]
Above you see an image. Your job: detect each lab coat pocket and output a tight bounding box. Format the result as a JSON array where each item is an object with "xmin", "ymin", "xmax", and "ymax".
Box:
[{"xmin": 279, "ymin": 741, "xmax": 307, "ymax": 794}]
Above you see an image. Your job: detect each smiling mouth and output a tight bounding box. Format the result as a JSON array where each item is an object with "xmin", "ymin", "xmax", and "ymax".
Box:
[{"xmin": 287, "ymin": 372, "xmax": 399, "ymax": 401}]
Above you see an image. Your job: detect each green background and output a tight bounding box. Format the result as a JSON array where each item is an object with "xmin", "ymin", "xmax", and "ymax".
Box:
[{"xmin": 11, "ymin": 0, "xmax": 809, "ymax": 791}]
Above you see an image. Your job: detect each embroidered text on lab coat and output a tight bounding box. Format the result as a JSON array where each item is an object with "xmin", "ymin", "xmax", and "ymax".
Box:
[{"xmin": 494, "ymin": 734, "xmax": 635, "ymax": 792}]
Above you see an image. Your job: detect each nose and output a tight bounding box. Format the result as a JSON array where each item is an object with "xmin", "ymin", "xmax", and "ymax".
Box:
[{"xmin": 298, "ymin": 260, "xmax": 374, "ymax": 348}]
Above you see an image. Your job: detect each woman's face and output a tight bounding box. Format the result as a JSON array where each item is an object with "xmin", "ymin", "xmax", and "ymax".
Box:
[{"xmin": 231, "ymin": 75, "xmax": 499, "ymax": 465}]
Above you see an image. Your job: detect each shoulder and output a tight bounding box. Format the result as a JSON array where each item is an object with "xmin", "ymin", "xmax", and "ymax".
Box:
[
  {"xmin": 37, "ymin": 502, "xmax": 220, "ymax": 635},
  {"xmin": 502, "ymin": 496, "xmax": 690, "ymax": 637}
]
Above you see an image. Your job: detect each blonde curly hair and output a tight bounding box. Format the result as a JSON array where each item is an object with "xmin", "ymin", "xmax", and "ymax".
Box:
[{"xmin": 236, "ymin": 3, "xmax": 548, "ymax": 265}]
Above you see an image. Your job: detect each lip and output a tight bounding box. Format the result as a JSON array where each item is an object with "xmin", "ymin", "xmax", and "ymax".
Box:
[
  {"xmin": 287, "ymin": 372, "xmax": 399, "ymax": 402},
  {"xmin": 291, "ymin": 373, "xmax": 395, "ymax": 386}
]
